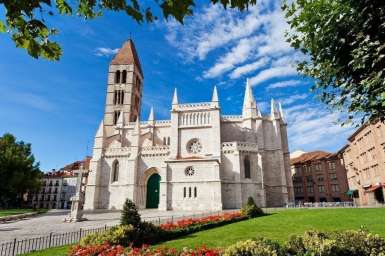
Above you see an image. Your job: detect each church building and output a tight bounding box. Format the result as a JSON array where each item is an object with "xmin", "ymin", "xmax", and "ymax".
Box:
[{"xmin": 84, "ymin": 40, "xmax": 294, "ymax": 211}]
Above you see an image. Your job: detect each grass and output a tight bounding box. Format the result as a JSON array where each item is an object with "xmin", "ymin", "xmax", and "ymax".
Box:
[
  {"xmin": 0, "ymin": 209, "xmax": 35, "ymax": 217},
  {"xmin": 24, "ymin": 208, "xmax": 385, "ymax": 255},
  {"xmin": 22, "ymin": 246, "xmax": 69, "ymax": 256},
  {"xmin": 160, "ymin": 208, "xmax": 385, "ymax": 249}
]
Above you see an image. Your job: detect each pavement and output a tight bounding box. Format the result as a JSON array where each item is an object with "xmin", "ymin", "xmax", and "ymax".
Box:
[{"xmin": 0, "ymin": 209, "xmax": 221, "ymax": 243}]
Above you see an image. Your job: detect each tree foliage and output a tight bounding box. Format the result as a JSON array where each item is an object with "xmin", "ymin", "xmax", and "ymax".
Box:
[
  {"xmin": 283, "ymin": 0, "xmax": 385, "ymax": 125},
  {"xmin": 0, "ymin": 0, "xmax": 256, "ymax": 60},
  {"xmin": 120, "ymin": 198, "xmax": 141, "ymax": 227},
  {"xmin": 0, "ymin": 133, "xmax": 42, "ymax": 208}
]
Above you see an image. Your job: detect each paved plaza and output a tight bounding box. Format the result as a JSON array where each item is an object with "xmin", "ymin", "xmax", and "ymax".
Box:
[{"xmin": 0, "ymin": 209, "xmax": 217, "ymax": 243}]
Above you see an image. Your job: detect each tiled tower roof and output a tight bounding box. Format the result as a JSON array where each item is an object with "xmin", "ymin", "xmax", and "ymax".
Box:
[{"xmin": 111, "ymin": 39, "xmax": 143, "ymax": 77}]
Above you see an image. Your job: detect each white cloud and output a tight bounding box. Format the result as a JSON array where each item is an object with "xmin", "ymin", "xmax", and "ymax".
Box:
[
  {"xmin": 203, "ymin": 36, "xmax": 261, "ymax": 78},
  {"xmin": 229, "ymin": 58, "xmax": 269, "ymax": 79},
  {"xmin": 279, "ymin": 94, "xmax": 308, "ymax": 105},
  {"xmin": 249, "ymin": 66, "xmax": 297, "ymax": 86},
  {"xmin": 286, "ymin": 104, "xmax": 354, "ymax": 151},
  {"xmin": 94, "ymin": 47, "xmax": 119, "ymax": 57},
  {"xmin": 266, "ymin": 80, "xmax": 303, "ymax": 90}
]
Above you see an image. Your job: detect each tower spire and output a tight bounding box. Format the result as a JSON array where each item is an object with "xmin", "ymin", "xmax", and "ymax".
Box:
[
  {"xmin": 212, "ymin": 86, "xmax": 219, "ymax": 102},
  {"xmin": 111, "ymin": 39, "xmax": 143, "ymax": 77},
  {"xmin": 271, "ymin": 98, "xmax": 279, "ymax": 119},
  {"xmin": 148, "ymin": 106, "xmax": 154, "ymax": 121},
  {"xmin": 278, "ymin": 102, "xmax": 285, "ymax": 122},
  {"xmin": 242, "ymin": 78, "xmax": 259, "ymax": 118},
  {"xmin": 172, "ymin": 88, "xmax": 178, "ymax": 105}
]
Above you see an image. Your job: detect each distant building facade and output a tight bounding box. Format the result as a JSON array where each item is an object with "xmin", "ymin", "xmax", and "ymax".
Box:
[
  {"xmin": 291, "ymin": 151, "xmax": 351, "ymax": 203},
  {"xmin": 29, "ymin": 157, "xmax": 90, "ymax": 209},
  {"xmin": 339, "ymin": 120, "xmax": 385, "ymax": 206}
]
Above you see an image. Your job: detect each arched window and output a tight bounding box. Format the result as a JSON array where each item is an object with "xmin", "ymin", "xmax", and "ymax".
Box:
[
  {"xmin": 112, "ymin": 160, "xmax": 119, "ymax": 182},
  {"xmin": 115, "ymin": 71, "xmax": 121, "ymax": 84},
  {"xmin": 244, "ymin": 156, "xmax": 251, "ymax": 179},
  {"xmin": 122, "ymin": 70, "xmax": 127, "ymax": 83},
  {"xmin": 113, "ymin": 111, "xmax": 121, "ymax": 125}
]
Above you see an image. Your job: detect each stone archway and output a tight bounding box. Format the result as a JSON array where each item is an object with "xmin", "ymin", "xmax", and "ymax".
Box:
[{"xmin": 146, "ymin": 173, "xmax": 161, "ymax": 208}]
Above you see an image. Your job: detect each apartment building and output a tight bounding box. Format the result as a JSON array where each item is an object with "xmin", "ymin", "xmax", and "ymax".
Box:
[
  {"xmin": 28, "ymin": 157, "xmax": 90, "ymax": 209},
  {"xmin": 339, "ymin": 120, "xmax": 385, "ymax": 206},
  {"xmin": 291, "ymin": 151, "xmax": 351, "ymax": 203}
]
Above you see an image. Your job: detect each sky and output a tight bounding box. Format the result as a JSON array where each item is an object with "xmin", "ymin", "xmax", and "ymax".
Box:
[{"xmin": 0, "ymin": 0, "xmax": 355, "ymax": 171}]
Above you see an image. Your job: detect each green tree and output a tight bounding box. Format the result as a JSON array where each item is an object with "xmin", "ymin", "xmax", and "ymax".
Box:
[
  {"xmin": 283, "ymin": 0, "xmax": 385, "ymax": 124},
  {"xmin": 120, "ymin": 198, "xmax": 141, "ymax": 227},
  {"xmin": 0, "ymin": 0, "xmax": 256, "ymax": 61},
  {"xmin": 0, "ymin": 133, "xmax": 42, "ymax": 208},
  {"xmin": 240, "ymin": 196, "xmax": 263, "ymax": 218}
]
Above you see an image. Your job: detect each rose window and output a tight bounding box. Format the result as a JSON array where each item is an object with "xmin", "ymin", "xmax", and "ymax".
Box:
[
  {"xmin": 187, "ymin": 139, "xmax": 202, "ymax": 154},
  {"xmin": 185, "ymin": 166, "xmax": 195, "ymax": 176}
]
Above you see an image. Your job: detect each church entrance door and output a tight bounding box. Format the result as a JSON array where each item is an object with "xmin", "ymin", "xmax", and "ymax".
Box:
[{"xmin": 146, "ymin": 173, "xmax": 160, "ymax": 208}]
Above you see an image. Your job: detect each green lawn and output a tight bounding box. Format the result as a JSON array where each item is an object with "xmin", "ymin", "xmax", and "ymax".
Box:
[
  {"xmin": 160, "ymin": 208, "xmax": 385, "ymax": 249},
  {"xmin": 23, "ymin": 246, "xmax": 68, "ymax": 256},
  {"xmin": 0, "ymin": 209, "xmax": 35, "ymax": 217},
  {"xmin": 24, "ymin": 208, "xmax": 385, "ymax": 255}
]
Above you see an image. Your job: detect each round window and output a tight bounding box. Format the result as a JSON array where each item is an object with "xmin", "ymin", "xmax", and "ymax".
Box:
[
  {"xmin": 187, "ymin": 139, "xmax": 202, "ymax": 154},
  {"xmin": 185, "ymin": 166, "xmax": 195, "ymax": 176}
]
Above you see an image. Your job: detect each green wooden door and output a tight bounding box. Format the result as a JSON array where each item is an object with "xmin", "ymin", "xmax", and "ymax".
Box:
[{"xmin": 146, "ymin": 173, "xmax": 160, "ymax": 208}]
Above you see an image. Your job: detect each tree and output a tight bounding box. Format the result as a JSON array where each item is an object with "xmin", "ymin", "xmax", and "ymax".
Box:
[
  {"xmin": 240, "ymin": 196, "xmax": 263, "ymax": 218},
  {"xmin": 0, "ymin": 0, "xmax": 256, "ymax": 61},
  {"xmin": 120, "ymin": 198, "xmax": 141, "ymax": 227},
  {"xmin": 283, "ymin": 0, "xmax": 385, "ymax": 125},
  {"xmin": 0, "ymin": 133, "xmax": 42, "ymax": 208}
]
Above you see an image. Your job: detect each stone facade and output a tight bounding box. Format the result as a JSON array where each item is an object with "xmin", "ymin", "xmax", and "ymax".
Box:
[
  {"xmin": 84, "ymin": 40, "xmax": 294, "ymax": 211},
  {"xmin": 291, "ymin": 151, "xmax": 351, "ymax": 203},
  {"xmin": 339, "ymin": 120, "xmax": 385, "ymax": 206}
]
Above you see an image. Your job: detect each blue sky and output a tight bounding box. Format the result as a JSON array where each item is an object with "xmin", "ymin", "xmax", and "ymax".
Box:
[{"xmin": 0, "ymin": 0, "xmax": 354, "ymax": 171}]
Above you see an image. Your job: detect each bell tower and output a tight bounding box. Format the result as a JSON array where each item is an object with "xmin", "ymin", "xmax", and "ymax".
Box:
[{"xmin": 104, "ymin": 39, "xmax": 143, "ymax": 136}]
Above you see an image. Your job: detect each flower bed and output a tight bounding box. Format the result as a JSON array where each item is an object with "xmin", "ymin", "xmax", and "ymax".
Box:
[
  {"xmin": 71, "ymin": 229, "xmax": 385, "ymax": 256},
  {"xmin": 70, "ymin": 243, "xmax": 222, "ymax": 256},
  {"xmin": 160, "ymin": 212, "xmax": 244, "ymax": 231}
]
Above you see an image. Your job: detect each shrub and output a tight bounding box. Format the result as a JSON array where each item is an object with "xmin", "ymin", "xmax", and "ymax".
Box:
[
  {"xmin": 285, "ymin": 229, "xmax": 385, "ymax": 256},
  {"xmin": 240, "ymin": 197, "xmax": 263, "ymax": 218},
  {"xmin": 80, "ymin": 225, "xmax": 134, "ymax": 247},
  {"xmin": 224, "ymin": 238, "xmax": 283, "ymax": 256},
  {"xmin": 121, "ymin": 199, "xmax": 141, "ymax": 227}
]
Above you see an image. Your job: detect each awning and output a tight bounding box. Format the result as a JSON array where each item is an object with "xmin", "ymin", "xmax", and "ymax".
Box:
[
  {"xmin": 346, "ymin": 189, "xmax": 358, "ymax": 196},
  {"xmin": 364, "ymin": 183, "xmax": 385, "ymax": 193}
]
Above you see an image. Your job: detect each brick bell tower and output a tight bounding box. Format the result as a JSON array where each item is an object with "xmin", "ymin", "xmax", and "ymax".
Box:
[{"xmin": 104, "ymin": 39, "xmax": 143, "ymax": 137}]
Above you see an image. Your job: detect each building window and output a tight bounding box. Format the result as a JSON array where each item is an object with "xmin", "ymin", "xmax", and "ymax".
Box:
[
  {"xmin": 112, "ymin": 160, "xmax": 119, "ymax": 182},
  {"xmin": 244, "ymin": 156, "xmax": 251, "ymax": 179},
  {"xmin": 163, "ymin": 137, "xmax": 167, "ymax": 145},
  {"xmin": 122, "ymin": 70, "xmax": 127, "ymax": 83},
  {"xmin": 167, "ymin": 137, "xmax": 170, "ymax": 146},
  {"xmin": 113, "ymin": 90, "xmax": 125, "ymax": 105},
  {"xmin": 113, "ymin": 111, "xmax": 121, "ymax": 125},
  {"xmin": 332, "ymin": 185, "xmax": 340, "ymax": 192},
  {"xmin": 183, "ymin": 187, "xmax": 186, "ymax": 198},
  {"xmin": 307, "ymin": 185, "xmax": 314, "ymax": 193},
  {"xmin": 115, "ymin": 71, "xmax": 121, "ymax": 83},
  {"xmin": 317, "ymin": 175, "xmax": 324, "ymax": 182},
  {"xmin": 318, "ymin": 185, "xmax": 325, "ymax": 193},
  {"xmin": 189, "ymin": 187, "xmax": 192, "ymax": 198},
  {"xmin": 187, "ymin": 139, "xmax": 202, "ymax": 154},
  {"xmin": 185, "ymin": 166, "xmax": 195, "ymax": 176},
  {"xmin": 194, "ymin": 187, "xmax": 197, "ymax": 198},
  {"xmin": 330, "ymin": 173, "xmax": 337, "ymax": 181}
]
